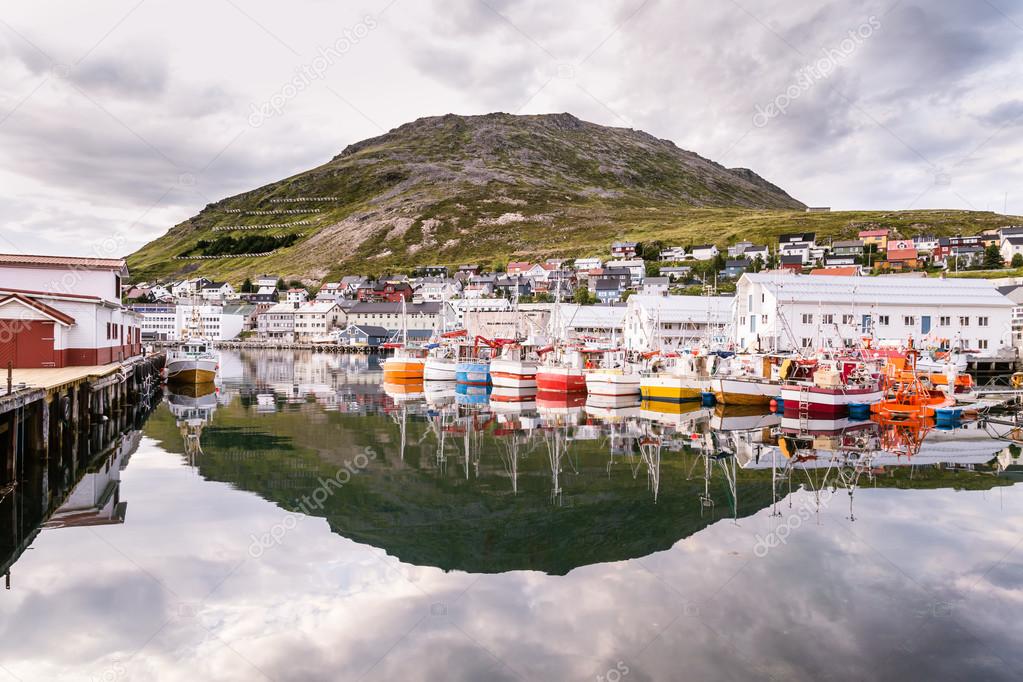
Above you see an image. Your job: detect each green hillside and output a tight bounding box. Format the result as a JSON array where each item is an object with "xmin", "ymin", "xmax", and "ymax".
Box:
[{"xmin": 126, "ymin": 112, "xmax": 1021, "ymax": 286}]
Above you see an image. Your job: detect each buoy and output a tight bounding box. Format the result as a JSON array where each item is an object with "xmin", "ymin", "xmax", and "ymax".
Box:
[{"xmin": 769, "ymin": 398, "xmax": 777, "ymax": 410}]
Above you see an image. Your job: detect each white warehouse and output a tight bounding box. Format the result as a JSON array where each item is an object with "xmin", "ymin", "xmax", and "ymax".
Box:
[
  {"xmin": 734, "ymin": 273, "xmax": 1014, "ymax": 357},
  {"xmin": 623, "ymin": 294, "xmax": 734, "ymax": 352}
]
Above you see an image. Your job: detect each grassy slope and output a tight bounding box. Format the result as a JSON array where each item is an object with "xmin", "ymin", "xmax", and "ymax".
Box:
[{"xmin": 129, "ymin": 205, "xmax": 1023, "ymax": 286}]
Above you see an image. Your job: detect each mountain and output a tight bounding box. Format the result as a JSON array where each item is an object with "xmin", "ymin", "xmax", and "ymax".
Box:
[
  {"xmin": 127, "ymin": 112, "xmax": 804, "ymax": 283},
  {"xmin": 126, "ymin": 112, "xmax": 1020, "ymax": 285}
]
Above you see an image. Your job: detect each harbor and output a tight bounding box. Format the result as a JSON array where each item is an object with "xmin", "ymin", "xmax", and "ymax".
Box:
[{"xmin": 2, "ymin": 348, "xmax": 1022, "ymax": 680}]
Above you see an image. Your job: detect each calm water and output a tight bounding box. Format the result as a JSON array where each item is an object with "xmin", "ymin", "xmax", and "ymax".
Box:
[{"xmin": 2, "ymin": 350, "xmax": 1022, "ymax": 681}]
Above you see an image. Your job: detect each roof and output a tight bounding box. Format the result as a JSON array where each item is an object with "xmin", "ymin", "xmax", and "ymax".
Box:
[
  {"xmin": 349, "ymin": 302, "xmax": 442, "ymax": 314},
  {"xmin": 779, "ymin": 232, "xmax": 815, "ymax": 243},
  {"xmin": 857, "ymin": 229, "xmax": 890, "ymax": 237},
  {"xmin": 887, "ymin": 248, "xmax": 918, "ymax": 261},
  {"xmin": 0, "ymin": 293, "xmax": 76, "ymax": 325},
  {"xmin": 644, "ymin": 277, "xmax": 670, "ymax": 285},
  {"xmin": 1004, "ymin": 237, "xmax": 1023, "ymax": 245},
  {"xmin": 690, "ymin": 244, "xmax": 715, "ymax": 251},
  {"xmin": 741, "ymin": 272, "xmax": 1014, "ymax": 307},
  {"xmin": 0, "ymin": 253, "xmax": 127, "ymax": 272},
  {"xmin": 295, "ymin": 301, "xmax": 339, "ymax": 313},
  {"xmin": 627, "ymin": 294, "xmax": 734, "ymax": 323},
  {"xmin": 725, "ymin": 260, "xmax": 750, "ymax": 268},
  {"xmin": 810, "ymin": 267, "xmax": 859, "ymax": 276},
  {"xmin": 780, "ymin": 255, "xmax": 804, "ymax": 264},
  {"xmin": 202, "ymin": 281, "xmax": 227, "ymax": 289},
  {"xmin": 595, "ymin": 279, "xmax": 621, "ymax": 291},
  {"xmin": 342, "ymin": 324, "xmax": 389, "ymax": 336},
  {"xmin": 612, "ymin": 241, "xmax": 638, "ymax": 247},
  {"xmin": 833, "ymin": 240, "xmax": 864, "ymax": 248}
]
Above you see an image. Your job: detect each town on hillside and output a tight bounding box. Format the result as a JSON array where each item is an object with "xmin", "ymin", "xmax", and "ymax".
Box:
[{"xmin": 114, "ymin": 226, "xmax": 1023, "ymax": 362}]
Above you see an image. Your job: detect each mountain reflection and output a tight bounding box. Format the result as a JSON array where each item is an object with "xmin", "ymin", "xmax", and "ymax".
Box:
[{"xmin": 140, "ymin": 350, "xmax": 1019, "ymax": 576}]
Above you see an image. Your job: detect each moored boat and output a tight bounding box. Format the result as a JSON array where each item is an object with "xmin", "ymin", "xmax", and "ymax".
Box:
[
  {"xmin": 166, "ymin": 340, "xmax": 219, "ymax": 385},
  {"xmin": 490, "ymin": 343, "xmax": 539, "ymax": 389},
  {"xmin": 780, "ymin": 357, "xmax": 885, "ymax": 418},
  {"xmin": 640, "ymin": 350, "xmax": 720, "ymax": 404},
  {"xmin": 536, "ymin": 345, "xmax": 587, "ymax": 393}
]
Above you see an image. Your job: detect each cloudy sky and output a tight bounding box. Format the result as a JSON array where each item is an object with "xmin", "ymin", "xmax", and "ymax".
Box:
[{"xmin": 1, "ymin": 0, "xmax": 1021, "ymax": 258}]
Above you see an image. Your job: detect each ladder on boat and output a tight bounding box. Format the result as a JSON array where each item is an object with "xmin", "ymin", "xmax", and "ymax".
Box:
[{"xmin": 798, "ymin": 386, "xmax": 811, "ymax": 433}]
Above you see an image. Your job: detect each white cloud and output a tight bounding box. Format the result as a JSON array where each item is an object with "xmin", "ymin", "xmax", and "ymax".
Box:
[{"xmin": 0, "ymin": 0, "xmax": 1021, "ymax": 258}]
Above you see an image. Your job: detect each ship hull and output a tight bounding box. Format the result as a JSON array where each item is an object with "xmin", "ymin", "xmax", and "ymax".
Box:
[
  {"xmin": 585, "ymin": 371, "xmax": 640, "ymax": 397},
  {"xmin": 490, "ymin": 359, "xmax": 538, "ymax": 389},
  {"xmin": 423, "ymin": 357, "xmax": 456, "ymax": 382},
  {"xmin": 166, "ymin": 358, "xmax": 218, "ymax": 385},
  {"xmin": 639, "ymin": 375, "xmax": 705, "ymax": 403},
  {"xmin": 780, "ymin": 385, "xmax": 884, "ymax": 417},
  {"xmin": 536, "ymin": 368, "xmax": 586, "ymax": 393},
  {"xmin": 712, "ymin": 377, "xmax": 779, "ymax": 406}
]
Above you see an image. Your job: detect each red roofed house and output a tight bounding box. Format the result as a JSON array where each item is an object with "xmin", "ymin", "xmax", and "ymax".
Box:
[
  {"xmin": 809, "ymin": 267, "xmax": 860, "ymax": 277},
  {"xmin": 883, "ymin": 240, "xmax": 919, "ymax": 272},
  {"xmin": 506, "ymin": 261, "xmax": 533, "ymax": 276},
  {"xmin": 0, "ymin": 254, "xmax": 142, "ymax": 368}
]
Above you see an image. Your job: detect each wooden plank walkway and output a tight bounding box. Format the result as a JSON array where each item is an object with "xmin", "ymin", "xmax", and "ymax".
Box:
[{"xmin": 8, "ymin": 364, "xmax": 124, "ymax": 390}]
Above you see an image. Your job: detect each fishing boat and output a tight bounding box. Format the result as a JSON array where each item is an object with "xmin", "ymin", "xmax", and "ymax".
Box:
[
  {"xmin": 779, "ymin": 357, "xmax": 885, "ymax": 418},
  {"xmin": 871, "ymin": 347, "xmax": 955, "ymax": 419},
  {"xmin": 424, "ymin": 329, "xmax": 465, "ymax": 381},
  {"xmin": 640, "ymin": 349, "xmax": 720, "ymax": 404},
  {"xmin": 584, "ymin": 348, "xmax": 640, "ymax": 398},
  {"xmin": 535, "ymin": 345, "xmax": 587, "ymax": 393},
  {"xmin": 710, "ymin": 353, "xmax": 791, "ymax": 406},
  {"xmin": 382, "ymin": 346, "xmax": 426, "ymax": 383},
  {"xmin": 455, "ymin": 336, "xmax": 496, "ymax": 387},
  {"xmin": 166, "ymin": 340, "xmax": 219, "ymax": 385},
  {"xmin": 490, "ymin": 342, "xmax": 539, "ymax": 389},
  {"xmin": 382, "ymin": 298, "xmax": 426, "ymax": 383}
]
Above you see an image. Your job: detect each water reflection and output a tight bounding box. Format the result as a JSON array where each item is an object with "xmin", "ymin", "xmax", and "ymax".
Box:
[
  {"xmin": 1, "ymin": 350, "xmax": 1021, "ymax": 681},
  {"xmin": 139, "ymin": 350, "xmax": 1017, "ymax": 577}
]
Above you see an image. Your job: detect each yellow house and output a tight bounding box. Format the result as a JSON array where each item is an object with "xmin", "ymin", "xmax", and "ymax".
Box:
[{"xmin": 858, "ymin": 228, "xmax": 890, "ymax": 249}]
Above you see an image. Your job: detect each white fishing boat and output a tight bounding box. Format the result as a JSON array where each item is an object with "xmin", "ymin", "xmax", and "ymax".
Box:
[
  {"xmin": 491, "ymin": 343, "xmax": 539, "ymax": 389},
  {"xmin": 166, "ymin": 340, "xmax": 219, "ymax": 385},
  {"xmin": 584, "ymin": 348, "xmax": 640, "ymax": 398}
]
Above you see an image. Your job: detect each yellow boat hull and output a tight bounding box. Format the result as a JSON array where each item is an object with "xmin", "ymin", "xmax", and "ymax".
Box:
[
  {"xmin": 713, "ymin": 391, "xmax": 774, "ymax": 406},
  {"xmin": 167, "ymin": 368, "xmax": 217, "ymax": 384}
]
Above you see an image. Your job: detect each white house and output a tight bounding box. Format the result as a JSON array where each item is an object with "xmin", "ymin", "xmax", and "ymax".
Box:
[
  {"xmin": 659, "ymin": 247, "xmax": 688, "ymax": 262},
  {"xmin": 689, "ymin": 245, "xmax": 720, "ymax": 261},
  {"xmin": 0, "ymin": 253, "xmax": 141, "ymax": 367},
  {"xmin": 623, "ymin": 294, "xmax": 734, "ymax": 352},
  {"xmin": 641, "ymin": 277, "xmax": 670, "ymax": 296},
  {"xmin": 414, "ymin": 278, "xmax": 461, "ymax": 303},
  {"xmin": 574, "ymin": 257, "xmax": 603, "ymax": 271},
  {"xmin": 1001, "ymin": 236, "xmax": 1023, "ymax": 263},
  {"xmin": 286, "ymin": 288, "xmax": 309, "ymax": 304},
  {"xmin": 200, "ymin": 281, "xmax": 235, "ymax": 302},
  {"xmin": 293, "ymin": 301, "xmax": 342, "ymax": 342},
  {"xmin": 733, "ymin": 272, "xmax": 1014, "ymax": 357}
]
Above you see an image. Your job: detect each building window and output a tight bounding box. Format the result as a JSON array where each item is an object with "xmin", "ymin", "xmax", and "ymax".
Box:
[
  {"xmin": 822, "ymin": 314, "xmax": 834, "ymax": 324},
  {"xmin": 978, "ymin": 339, "xmax": 988, "ymax": 350},
  {"xmin": 801, "ymin": 338, "xmax": 813, "ymax": 348},
  {"xmin": 878, "ymin": 315, "xmax": 889, "ymax": 326},
  {"xmin": 802, "ymin": 314, "xmax": 813, "ymax": 324},
  {"xmin": 978, "ymin": 316, "xmax": 989, "ymax": 327},
  {"xmin": 903, "ymin": 316, "xmax": 915, "ymax": 327},
  {"xmin": 940, "ymin": 316, "xmax": 950, "ymax": 326},
  {"xmin": 842, "ymin": 314, "xmax": 854, "ymax": 325},
  {"xmin": 960, "ymin": 316, "xmax": 970, "ymax": 326}
]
